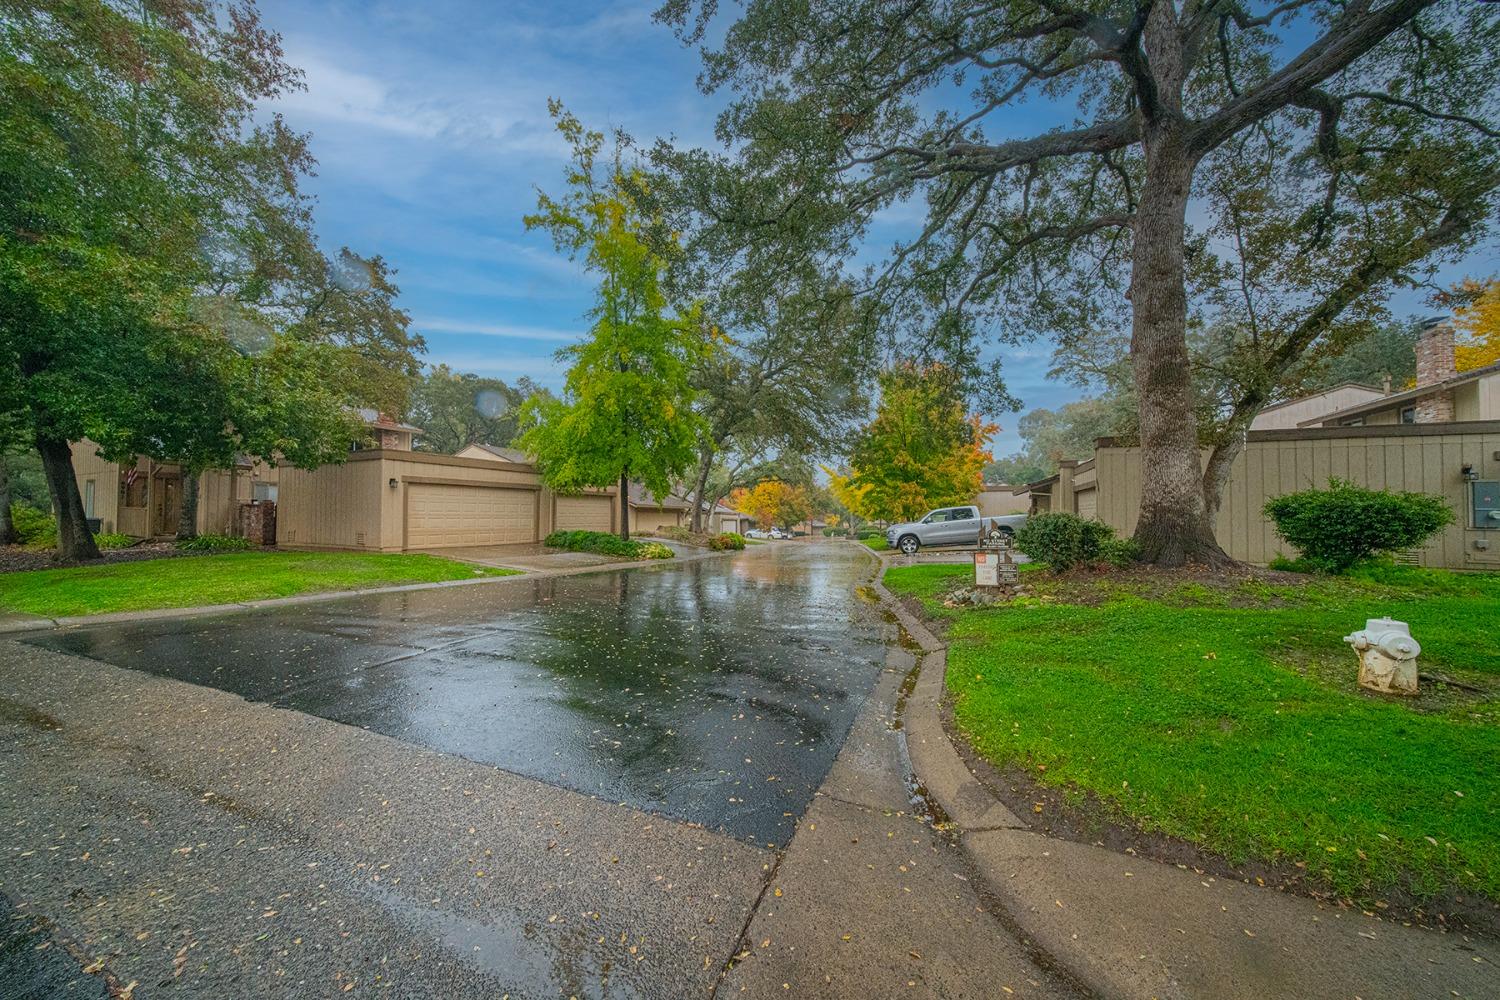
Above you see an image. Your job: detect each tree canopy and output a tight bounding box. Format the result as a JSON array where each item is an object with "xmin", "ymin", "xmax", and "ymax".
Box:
[
  {"xmin": 515, "ymin": 104, "xmax": 706, "ymax": 539},
  {"xmin": 846, "ymin": 363, "xmax": 995, "ymax": 522},
  {"xmin": 659, "ymin": 0, "xmax": 1500, "ymax": 565},
  {"xmin": 1, "ymin": 1, "xmax": 422, "ymax": 557}
]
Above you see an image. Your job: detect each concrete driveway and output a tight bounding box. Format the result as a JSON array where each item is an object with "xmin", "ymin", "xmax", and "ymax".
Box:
[{"xmin": 0, "ymin": 541, "xmax": 1078, "ymax": 998}]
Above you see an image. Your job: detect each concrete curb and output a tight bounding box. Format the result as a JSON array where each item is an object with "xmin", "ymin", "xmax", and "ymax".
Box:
[
  {"xmin": 871, "ymin": 560, "xmax": 1500, "ymax": 1000},
  {"xmin": 1, "ymin": 545, "xmax": 735, "ymax": 633}
]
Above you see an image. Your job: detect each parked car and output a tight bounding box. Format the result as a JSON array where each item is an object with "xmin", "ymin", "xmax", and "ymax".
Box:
[
  {"xmin": 885, "ymin": 505, "xmax": 1026, "ymax": 556},
  {"xmin": 768, "ymin": 527, "xmax": 792, "ymax": 539},
  {"xmin": 745, "ymin": 528, "xmax": 771, "ymax": 539}
]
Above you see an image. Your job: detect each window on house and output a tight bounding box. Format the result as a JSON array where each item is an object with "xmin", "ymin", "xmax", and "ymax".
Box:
[
  {"xmin": 1400, "ymin": 406, "xmax": 1416, "ymax": 424},
  {"xmin": 252, "ymin": 482, "xmax": 278, "ymax": 502},
  {"xmin": 1340, "ymin": 417, "xmax": 1366, "ymax": 427},
  {"xmin": 83, "ymin": 479, "xmax": 95, "ymax": 518}
]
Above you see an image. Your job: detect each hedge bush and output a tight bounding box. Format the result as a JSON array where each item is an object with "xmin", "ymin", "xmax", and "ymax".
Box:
[
  {"xmin": 708, "ymin": 532, "xmax": 746, "ymax": 551},
  {"xmin": 177, "ymin": 533, "xmax": 253, "ymax": 553},
  {"xmin": 1262, "ymin": 478, "xmax": 1452, "ymax": 572},
  {"xmin": 544, "ymin": 529, "xmax": 675, "ymax": 560},
  {"xmin": 10, "ymin": 503, "xmax": 56, "ymax": 547},
  {"xmin": 93, "ymin": 532, "xmax": 134, "ymax": 550},
  {"xmin": 1014, "ymin": 512, "xmax": 1115, "ymax": 571}
]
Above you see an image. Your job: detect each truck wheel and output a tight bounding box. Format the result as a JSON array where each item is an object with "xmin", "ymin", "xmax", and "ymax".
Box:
[{"xmin": 898, "ymin": 534, "xmax": 920, "ymax": 556}]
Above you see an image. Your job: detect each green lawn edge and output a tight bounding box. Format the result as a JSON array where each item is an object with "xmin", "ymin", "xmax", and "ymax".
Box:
[
  {"xmin": 883, "ymin": 562, "xmax": 1500, "ymax": 905},
  {"xmin": 0, "ymin": 550, "xmax": 517, "ymax": 618}
]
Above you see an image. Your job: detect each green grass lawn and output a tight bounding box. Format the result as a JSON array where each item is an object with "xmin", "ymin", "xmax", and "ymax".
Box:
[
  {"xmin": 0, "ymin": 551, "xmax": 515, "ymax": 618},
  {"xmin": 884, "ymin": 562, "xmax": 1500, "ymax": 904},
  {"xmin": 861, "ymin": 536, "xmax": 889, "ymax": 551}
]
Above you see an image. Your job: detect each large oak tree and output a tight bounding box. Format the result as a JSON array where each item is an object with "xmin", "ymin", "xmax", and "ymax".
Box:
[{"xmin": 659, "ymin": 0, "xmax": 1500, "ymax": 564}]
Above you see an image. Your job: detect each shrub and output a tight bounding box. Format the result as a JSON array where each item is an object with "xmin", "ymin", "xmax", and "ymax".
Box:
[
  {"xmin": 1014, "ymin": 512, "xmax": 1115, "ymax": 571},
  {"xmin": 176, "ymin": 533, "xmax": 253, "ymax": 553},
  {"xmin": 854, "ymin": 528, "xmax": 883, "ymax": 540},
  {"xmin": 1262, "ymin": 478, "xmax": 1453, "ymax": 573},
  {"xmin": 10, "ymin": 503, "xmax": 56, "ymax": 547},
  {"xmin": 635, "ymin": 542, "xmax": 675, "ymax": 560},
  {"xmin": 544, "ymin": 529, "xmax": 675, "ymax": 560},
  {"xmin": 93, "ymin": 532, "xmax": 134, "ymax": 550},
  {"xmin": 1098, "ymin": 536, "xmax": 1140, "ymax": 569},
  {"xmin": 708, "ymin": 532, "xmax": 746, "ymax": 551}
]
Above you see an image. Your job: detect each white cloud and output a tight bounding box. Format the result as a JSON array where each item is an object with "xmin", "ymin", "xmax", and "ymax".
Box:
[{"xmin": 415, "ymin": 318, "xmax": 581, "ymax": 341}]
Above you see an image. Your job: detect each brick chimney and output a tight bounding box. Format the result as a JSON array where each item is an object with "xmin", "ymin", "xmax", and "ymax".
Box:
[{"xmin": 1413, "ymin": 317, "xmax": 1456, "ymax": 423}]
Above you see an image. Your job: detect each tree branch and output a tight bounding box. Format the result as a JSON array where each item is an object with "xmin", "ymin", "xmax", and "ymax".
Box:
[{"xmin": 1191, "ymin": 0, "xmax": 1437, "ymax": 155}]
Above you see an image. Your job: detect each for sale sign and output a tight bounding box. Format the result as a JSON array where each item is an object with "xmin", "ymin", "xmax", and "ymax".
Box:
[{"xmin": 974, "ymin": 551, "xmax": 999, "ymax": 587}]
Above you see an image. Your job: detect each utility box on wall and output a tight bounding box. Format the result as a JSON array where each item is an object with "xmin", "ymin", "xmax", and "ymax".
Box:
[{"xmin": 1474, "ymin": 481, "xmax": 1500, "ymax": 529}]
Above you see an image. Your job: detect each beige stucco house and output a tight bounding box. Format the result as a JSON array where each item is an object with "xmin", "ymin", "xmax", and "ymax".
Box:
[{"xmin": 69, "ymin": 444, "xmax": 277, "ymax": 538}]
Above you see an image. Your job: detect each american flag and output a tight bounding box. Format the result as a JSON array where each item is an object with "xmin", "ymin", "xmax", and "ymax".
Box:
[{"xmin": 124, "ymin": 467, "xmax": 138, "ymax": 487}]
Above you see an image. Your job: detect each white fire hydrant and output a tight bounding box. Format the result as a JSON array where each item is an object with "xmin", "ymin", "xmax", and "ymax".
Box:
[{"xmin": 1343, "ymin": 618, "xmax": 1421, "ymax": 695}]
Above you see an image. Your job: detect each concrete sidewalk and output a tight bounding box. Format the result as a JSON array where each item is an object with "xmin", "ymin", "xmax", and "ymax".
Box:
[{"xmin": 873, "ymin": 570, "xmax": 1500, "ymax": 1000}]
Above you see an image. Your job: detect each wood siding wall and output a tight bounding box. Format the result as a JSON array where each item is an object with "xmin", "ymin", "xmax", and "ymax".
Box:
[
  {"xmin": 275, "ymin": 451, "xmax": 556, "ymax": 551},
  {"xmin": 1094, "ymin": 422, "xmax": 1500, "ymax": 570}
]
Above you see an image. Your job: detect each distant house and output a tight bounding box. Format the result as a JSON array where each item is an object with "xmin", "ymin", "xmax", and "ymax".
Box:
[
  {"xmin": 1248, "ymin": 382, "xmax": 1388, "ymax": 430},
  {"xmin": 976, "ymin": 484, "xmax": 1030, "ymax": 516},
  {"xmin": 711, "ymin": 503, "xmax": 753, "ymax": 534}
]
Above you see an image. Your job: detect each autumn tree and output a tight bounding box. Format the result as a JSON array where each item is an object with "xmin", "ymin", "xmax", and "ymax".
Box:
[
  {"xmin": 732, "ymin": 480, "xmax": 813, "ymax": 529},
  {"xmin": 516, "ymin": 104, "xmax": 706, "ymax": 540},
  {"xmin": 1451, "ymin": 278, "xmax": 1500, "ymax": 371},
  {"xmin": 847, "ymin": 363, "xmax": 995, "ymax": 522},
  {"xmin": 659, "ymin": 0, "xmax": 1500, "ymax": 565}
]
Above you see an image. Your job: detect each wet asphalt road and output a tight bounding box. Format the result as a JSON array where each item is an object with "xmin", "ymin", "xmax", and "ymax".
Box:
[{"xmin": 23, "ymin": 541, "xmax": 887, "ymax": 848}]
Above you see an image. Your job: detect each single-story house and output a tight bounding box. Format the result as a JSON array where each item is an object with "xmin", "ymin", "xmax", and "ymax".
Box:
[
  {"xmin": 1247, "ymin": 382, "xmax": 1388, "ymax": 431},
  {"xmin": 68, "ymin": 445, "xmax": 277, "ymax": 538},
  {"xmin": 1025, "ymin": 318, "xmax": 1500, "ymax": 570},
  {"xmin": 66, "ymin": 410, "xmax": 421, "ymax": 540},
  {"xmin": 1015, "ymin": 460, "xmax": 1097, "ymax": 520},
  {"xmin": 711, "ymin": 504, "xmax": 754, "ymax": 534}
]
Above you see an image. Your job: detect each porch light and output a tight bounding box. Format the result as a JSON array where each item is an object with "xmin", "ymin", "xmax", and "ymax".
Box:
[
  {"xmin": 1463, "ymin": 464, "xmax": 1479, "ymax": 483},
  {"xmin": 389, "ymin": 477, "xmax": 399, "ymax": 489}
]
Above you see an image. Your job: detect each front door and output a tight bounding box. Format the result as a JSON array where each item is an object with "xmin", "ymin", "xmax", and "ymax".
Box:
[{"xmin": 153, "ymin": 474, "xmax": 181, "ymax": 536}]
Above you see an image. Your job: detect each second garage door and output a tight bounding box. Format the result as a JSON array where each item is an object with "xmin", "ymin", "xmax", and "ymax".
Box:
[
  {"xmin": 406, "ymin": 483, "xmax": 537, "ymax": 548},
  {"xmin": 1076, "ymin": 487, "xmax": 1098, "ymax": 521},
  {"xmin": 555, "ymin": 494, "xmax": 613, "ymax": 532}
]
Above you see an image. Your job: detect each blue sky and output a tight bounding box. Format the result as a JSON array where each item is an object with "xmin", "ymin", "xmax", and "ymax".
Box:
[{"xmin": 258, "ymin": 1, "xmax": 1491, "ymax": 458}]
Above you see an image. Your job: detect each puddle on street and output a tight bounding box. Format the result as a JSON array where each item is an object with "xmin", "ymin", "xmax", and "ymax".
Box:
[{"xmin": 26, "ymin": 542, "xmax": 888, "ymax": 846}]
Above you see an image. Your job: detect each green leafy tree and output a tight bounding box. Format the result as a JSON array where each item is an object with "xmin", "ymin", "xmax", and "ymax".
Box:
[
  {"xmin": 848, "ymin": 363, "xmax": 995, "ymax": 522},
  {"xmin": 408, "ymin": 365, "xmax": 542, "ymax": 455},
  {"xmin": 659, "ymin": 0, "xmax": 1500, "ymax": 566},
  {"xmin": 1, "ymin": 4, "xmax": 423, "ymax": 555},
  {"xmin": 516, "ymin": 104, "xmax": 706, "ymax": 540},
  {"xmin": 985, "ymin": 398, "xmax": 1128, "ymax": 486}
]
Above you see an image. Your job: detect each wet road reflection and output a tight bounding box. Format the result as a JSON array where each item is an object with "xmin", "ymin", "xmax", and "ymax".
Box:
[{"xmin": 25, "ymin": 541, "xmax": 887, "ymax": 845}]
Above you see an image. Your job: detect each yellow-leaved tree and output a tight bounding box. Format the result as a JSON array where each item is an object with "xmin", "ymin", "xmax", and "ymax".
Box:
[{"xmin": 1454, "ymin": 278, "xmax": 1500, "ymax": 372}]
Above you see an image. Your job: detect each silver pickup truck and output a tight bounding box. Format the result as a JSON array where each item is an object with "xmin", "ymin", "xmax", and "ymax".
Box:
[{"xmin": 885, "ymin": 505, "xmax": 1026, "ymax": 556}]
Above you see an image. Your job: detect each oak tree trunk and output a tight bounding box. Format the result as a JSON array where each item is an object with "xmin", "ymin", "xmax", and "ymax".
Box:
[
  {"xmin": 688, "ymin": 443, "xmax": 713, "ymax": 533},
  {"xmin": 618, "ymin": 469, "xmax": 630, "ymax": 542},
  {"xmin": 0, "ymin": 455, "xmax": 15, "ymax": 546},
  {"xmin": 1128, "ymin": 139, "xmax": 1231, "ymax": 567},
  {"xmin": 36, "ymin": 434, "xmax": 100, "ymax": 561},
  {"xmin": 177, "ymin": 466, "xmax": 199, "ymax": 541}
]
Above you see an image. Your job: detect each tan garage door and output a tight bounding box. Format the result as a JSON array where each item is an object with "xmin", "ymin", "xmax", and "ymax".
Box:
[
  {"xmin": 634, "ymin": 509, "xmax": 681, "ymax": 534},
  {"xmin": 555, "ymin": 494, "xmax": 613, "ymax": 532},
  {"xmin": 1076, "ymin": 487, "xmax": 1098, "ymax": 521},
  {"xmin": 406, "ymin": 483, "xmax": 536, "ymax": 548}
]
